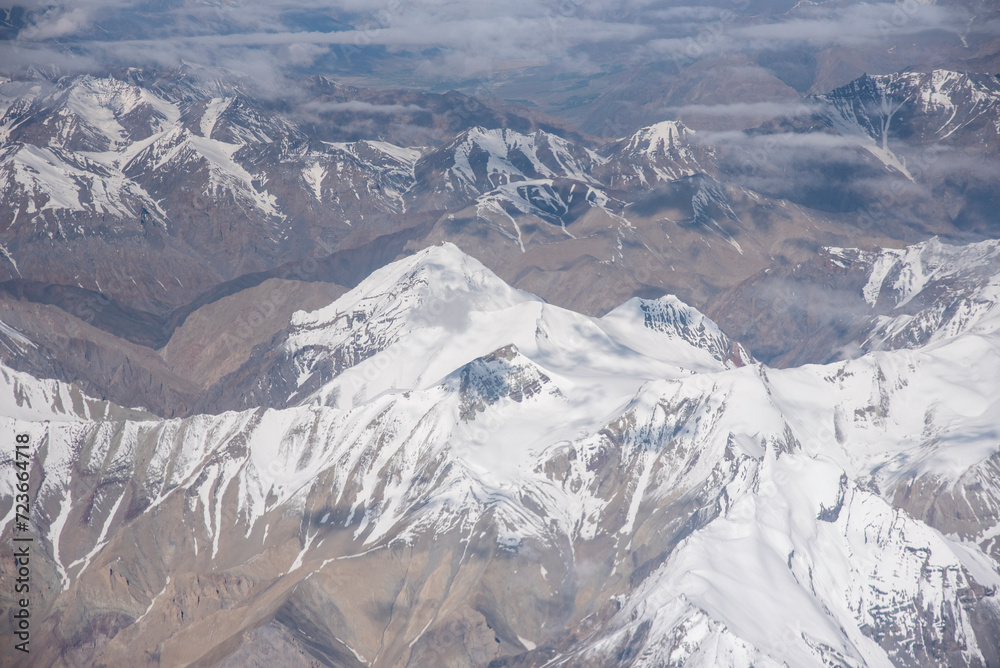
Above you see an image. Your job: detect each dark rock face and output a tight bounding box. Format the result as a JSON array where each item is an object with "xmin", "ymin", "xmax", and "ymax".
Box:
[{"xmin": 458, "ymin": 345, "xmax": 555, "ymax": 420}]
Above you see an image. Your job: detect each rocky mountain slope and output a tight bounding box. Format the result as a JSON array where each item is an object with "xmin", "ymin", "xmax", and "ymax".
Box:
[
  {"xmin": 708, "ymin": 236, "xmax": 1000, "ymax": 367},
  {"xmin": 0, "ymin": 66, "xmax": 993, "ymax": 422},
  {"xmin": 1, "ymin": 243, "xmax": 999, "ymax": 666}
]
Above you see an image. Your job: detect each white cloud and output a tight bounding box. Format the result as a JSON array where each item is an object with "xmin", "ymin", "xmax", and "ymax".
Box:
[
  {"xmin": 665, "ymin": 101, "xmax": 818, "ymax": 119},
  {"xmin": 301, "ymin": 100, "xmax": 424, "ymax": 113},
  {"xmin": 19, "ymin": 7, "xmax": 93, "ymax": 40}
]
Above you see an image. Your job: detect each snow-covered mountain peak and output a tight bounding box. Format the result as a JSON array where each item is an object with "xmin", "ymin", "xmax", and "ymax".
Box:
[
  {"xmin": 856, "ymin": 236, "xmax": 1000, "ymax": 304},
  {"xmin": 603, "ymin": 295, "xmax": 754, "ymax": 369},
  {"xmin": 838, "ymin": 69, "xmax": 1000, "ymax": 110},
  {"xmin": 822, "ymin": 237, "xmax": 1000, "ymax": 351},
  {"xmin": 40, "ymin": 75, "xmax": 178, "ymax": 152},
  {"xmin": 816, "ymin": 69, "xmax": 1000, "ymax": 150},
  {"xmin": 293, "ymin": 242, "xmax": 538, "ymax": 332},
  {"xmin": 874, "ymin": 242, "xmax": 1000, "ymax": 345},
  {"xmin": 452, "ymin": 126, "xmax": 586, "ymax": 168},
  {"xmin": 598, "ymin": 119, "xmax": 711, "ymax": 189},
  {"xmin": 459, "ymin": 125, "xmax": 586, "ymax": 158},
  {"xmin": 264, "ymin": 244, "xmax": 547, "ymax": 407},
  {"xmin": 0, "ymin": 141, "xmax": 163, "ymax": 227},
  {"xmin": 122, "ymin": 123, "xmax": 280, "ymax": 217},
  {"xmin": 207, "ymin": 245, "xmax": 753, "ymax": 414},
  {"xmin": 905, "ymin": 70, "xmax": 985, "ymax": 109},
  {"xmin": 880, "ymin": 69, "xmax": 1000, "ymax": 109},
  {"xmin": 63, "ymin": 75, "xmax": 176, "ymax": 123},
  {"xmin": 623, "ymin": 120, "xmax": 694, "ymax": 156},
  {"xmin": 289, "ymin": 244, "xmax": 753, "ymax": 385},
  {"xmin": 300, "ymin": 139, "xmax": 421, "ymax": 212},
  {"xmin": 324, "ymin": 138, "xmax": 422, "ymax": 168}
]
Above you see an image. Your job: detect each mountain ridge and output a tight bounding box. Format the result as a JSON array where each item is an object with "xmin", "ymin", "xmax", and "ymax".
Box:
[{"xmin": 1, "ymin": 242, "xmax": 999, "ymax": 666}]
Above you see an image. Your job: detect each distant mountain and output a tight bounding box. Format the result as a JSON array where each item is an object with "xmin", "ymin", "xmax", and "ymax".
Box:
[
  {"xmin": 595, "ymin": 120, "xmax": 713, "ymax": 190},
  {"xmin": 815, "ymin": 70, "xmax": 1000, "ymax": 151},
  {"xmin": 708, "ymin": 236, "xmax": 1000, "ymax": 367},
  {"xmin": 0, "ymin": 67, "xmax": 997, "ymax": 419},
  {"xmin": 414, "ymin": 126, "xmax": 603, "ymax": 203},
  {"xmin": 732, "ymin": 69, "xmax": 1000, "ymax": 233},
  {"xmin": 0, "ymin": 72, "xmax": 602, "ymax": 315}
]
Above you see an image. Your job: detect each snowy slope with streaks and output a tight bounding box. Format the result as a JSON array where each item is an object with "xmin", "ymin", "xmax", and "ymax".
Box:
[{"xmin": 826, "ymin": 237, "xmax": 1000, "ymax": 351}]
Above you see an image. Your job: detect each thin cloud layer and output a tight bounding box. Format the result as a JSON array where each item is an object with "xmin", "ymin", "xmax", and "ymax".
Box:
[
  {"xmin": 301, "ymin": 100, "xmax": 424, "ymax": 114},
  {"xmin": 665, "ymin": 101, "xmax": 818, "ymax": 120},
  {"xmin": 0, "ymin": 0, "xmax": 981, "ymax": 85}
]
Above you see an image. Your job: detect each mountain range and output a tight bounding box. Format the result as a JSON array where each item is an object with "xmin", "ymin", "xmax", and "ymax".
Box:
[
  {"xmin": 1, "ymin": 58, "xmax": 1000, "ymax": 667},
  {"xmin": 1, "ymin": 67, "xmax": 999, "ymax": 418},
  {"xmin": 1, "ymin": 241, "xmax": 999, "ymax": 666}
]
